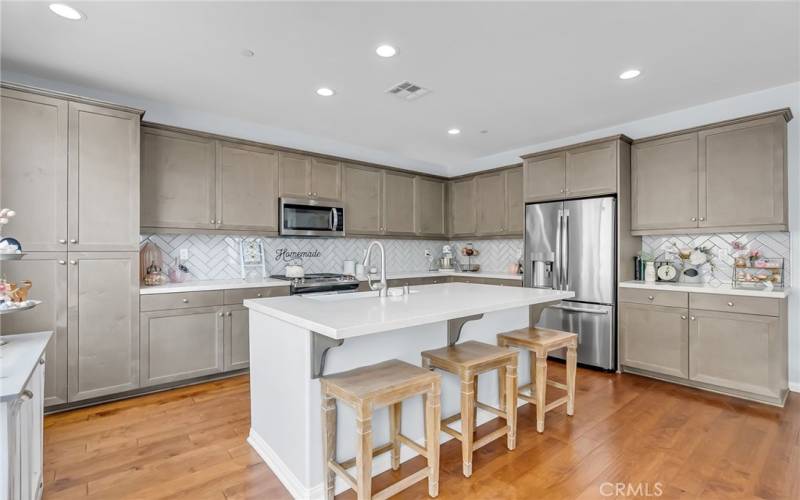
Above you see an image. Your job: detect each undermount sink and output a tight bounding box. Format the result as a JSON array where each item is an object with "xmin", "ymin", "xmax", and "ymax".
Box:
[{"xmin": 305, "ymin": 288, "xmax": 420, "ymax": 302}]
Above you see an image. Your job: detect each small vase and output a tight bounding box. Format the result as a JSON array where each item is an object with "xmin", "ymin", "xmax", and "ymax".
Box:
[{"xmin": 644, "ymin": 262, "xmax": 656, "ymax": 282}]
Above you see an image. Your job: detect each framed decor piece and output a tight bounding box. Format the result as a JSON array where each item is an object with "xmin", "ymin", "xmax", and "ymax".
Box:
[{"xmin": 240, "ymin": 239, "xmax": 267, "ymax": 280}]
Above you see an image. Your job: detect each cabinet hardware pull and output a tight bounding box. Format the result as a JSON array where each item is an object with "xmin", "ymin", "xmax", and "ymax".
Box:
[
  {"xmin": 210, "ymin": 219, "xmax": 216, "ymax": 224},
  {"xmin": 647, "ymin": 295, "xmax": 654, "ymax": 301},
  {"xmin": 227, "ymin": 311, "xmax": 233, "ymax": 317},
  {"xmin": 313, "ymin": 192, "xmax": 318, "ymax": 196},
  {"xmin": 727, "ymin": 301, "xmax": 734, "ymax": 307},
  {"xmin": 58, "ymin": 260, "xmax": 66, "ymax": 265},
  {"xmin": 69, "ymin": 260, "xmax": 77, "ymax": 265},
  {"xmin": 70, "ymin": 239, "xmax": 78, "ymax": 244},
  {"xmin": 691, "ymin": 217, "xmax": 697, "ymax": 222},
  {"xmin": 560, "ymin": 189, "xmax": 565, "ymax": 193},
  {"xmin": 218, "ymin": 312, "xmax": 224, "ymax": 317},
  {"xmin": 690, "ymin": 316, "xmax": 696, "ymax": 321},
  {"xmin": 182, "ymin": 298, "xmax": 189, "ymax": 303},
  {"xmin": 699, "ymin": 217, "xmax": 705, "ymax": 221},
  {"xmin": 681, "ymin": 315, "xmax": 687, "ymax": 320},
  {"xmin": 39, "ymin": 358, "xmax": 45, "ymax": 365},
  {"xmin": 58, "ymin": 239, "xmax": 67, "ymax": 244},
  {"xmin": 20, "ymin": 390, "xmax": 33, "ymax": 401},
  {"xmin": 256, "ymin": 293, "xmax": 262, "ymax": 297},
  {"xmin": 307, "ymin": 192, "xmax": 312, "ymax": 197}
]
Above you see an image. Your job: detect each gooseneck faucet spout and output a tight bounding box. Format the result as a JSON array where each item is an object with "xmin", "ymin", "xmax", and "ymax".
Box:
[{"xmin": 363, "ymin": 241, "xmax": 388, "ymax": 297}]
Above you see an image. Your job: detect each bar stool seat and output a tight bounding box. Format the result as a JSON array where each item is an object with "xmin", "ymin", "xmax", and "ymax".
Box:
[
  {"xmin": 497, "ymin": 327, "xmax": 578, "ymax": 433},
  {"xmin": 320, "ymin": 359, "xmax": 442, "ymax": 500},
  {"xmin": 421, "ymin": 341, "xmax": 518, "ymax": 478}
]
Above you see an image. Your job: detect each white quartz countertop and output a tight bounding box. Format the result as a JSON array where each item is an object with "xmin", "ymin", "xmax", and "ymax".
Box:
[
  {"xmin": 374, "ymin": 270, "xmax": 523, "ymax": 281},
  {"xmin": 140, "ymin": 278, "xmax": 290, "ymax": 294},
  {"xmin": 0, "ymin": 331, "xmax": 52, "ymax": 402},
  {"xmin": 619, "ymin": 280, "xmax": 790, "ymax": 299},
  {"xmin": 245, "ymin": 282, "xmax": 573, "ymax": 340}
]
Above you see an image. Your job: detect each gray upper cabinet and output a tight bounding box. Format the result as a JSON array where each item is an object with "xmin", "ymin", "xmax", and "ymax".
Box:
[
  {"xmin": 631, "ymin": 110, "xmax": 791, "ymax": 235},
  {"xmin": 0, "ymin": 254, "xmax": 69, "ymax": 407},
  {"xmin": 699, "ymin": 114, "xmax": 787, "ymax": 230},
  {"xmin": 565, "ymin": 139, "xmax": 617, "ymax": 198},
  {"xmin": 0, "ymin": 88, "xmax": 68, "ymax": 252},
  {"xmin": 415, "ymin": 177, "xmax": 446, "ymax": 237},
  {"xmin": 449, "ymin": 177, "xmax": 477, "ymax": 237},
  {"xmin": 505, "ymin": 168, "xmax": 524, "ymax": 234},
  {"xmin": 278, "ymin": 152, "xmax": 312, "ymax": 199},
  {"xmin": 217, "ymin": 142, "xmax": 279, "ymax": 231},
  {"xmin": 68, "ymin": 102, "xmax": 140, "ymax": 251},
  {"xmin": 141, "ymin": 127, "xmax": 216, "ymax": 229},
  {"xmin": 620, "ymin": 302, "xmax": 689, "ymax": 379},
  {"xmin": 523, "ymin": 152, "xmax": 565, "ymax": 202},
  {"xmin": 383, "ymin": 171, "xmax": 416, "ymax": 235},
  {"xmin": 631, "ymin": 133, "xmax": 699, "ymax": 232},
  {"xmin": 68, "ymin": 252, "xmax": 139, "ymax": 402},
  {"xmin": 310, "ymin": 157, "xmax": 342, "ymax": 200},
  {"xmin": 475, "ymin": 172, "xmax": 505, "ymax": 235},
  {"xmin": 343, "ymin": 163, "xmax": 383, "ymax": 235}
]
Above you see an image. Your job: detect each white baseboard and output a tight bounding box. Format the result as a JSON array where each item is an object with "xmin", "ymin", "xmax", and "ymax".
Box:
[{"xmin": 789, "ymin": 382, "xmax": 800, "ymax": 393}]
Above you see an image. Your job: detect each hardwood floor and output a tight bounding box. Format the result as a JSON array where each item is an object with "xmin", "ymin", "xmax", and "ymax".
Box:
[{"xmin": 43, "ymin": 366, "xmax": 799, "ymax": 500}]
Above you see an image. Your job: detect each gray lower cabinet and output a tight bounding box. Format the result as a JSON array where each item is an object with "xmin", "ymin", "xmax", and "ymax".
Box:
[
  {"xmin": 140, "ymin": 306, "xmax": 224, "ymax": 386},
  {"xmin": 620, "ymin": 302, "xmax": 689, "ymax": 379},
  {"xmin": 68, "ymin": 252, "xmax": 140, "ymax": 402},
  {"xmin": 0, "ymin": 253, "xmax": 69, "ymax": 406},
  {"xmin": 689, "ymin": 309, "xmax": 783, "ymax": 399},
  {"xmin": 224, "ymin": 305, "xmax": 250, "ymax": 371}
]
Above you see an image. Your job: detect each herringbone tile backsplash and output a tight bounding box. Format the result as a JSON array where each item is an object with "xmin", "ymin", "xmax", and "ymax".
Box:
[
  {"xmin": 139, "ymin": 234, "xmax": 524, "ymax": 280},
  {"xmin": 642, "ymin": 232, "xmax": 791, "ymax": 286}
]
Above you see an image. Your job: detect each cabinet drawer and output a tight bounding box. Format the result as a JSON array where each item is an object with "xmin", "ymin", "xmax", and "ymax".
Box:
[
  {"xmin": 618, "ymin": 288, "xmax": 688, "ymax": 308},
  {"xmin": 140, "ymin": 291, "xmax": 223, "ymax": 311},
  {"xmin": 223, "ymin": 286, "xmax": 289, "ymax": 305},
  {"xmin": 689, "ymin": 293, "xmax": 780, "ymax": 317}
]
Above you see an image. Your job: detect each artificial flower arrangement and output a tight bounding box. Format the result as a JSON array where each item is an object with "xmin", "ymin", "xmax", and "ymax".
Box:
[{"xmin": 670, "ymin": 242, "xmax": 716, "ymax": 271}]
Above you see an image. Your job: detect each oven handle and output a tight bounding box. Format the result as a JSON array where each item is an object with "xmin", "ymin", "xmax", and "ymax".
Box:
[{"xmin": 548, "ymin": 304, "xmax": 609, "ymax": 315}]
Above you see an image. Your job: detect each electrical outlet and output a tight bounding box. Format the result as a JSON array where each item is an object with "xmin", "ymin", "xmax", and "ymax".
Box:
[
  {"xmin": 424, "ymin": 249, "xmax": 431, "ymax": 258},
  {"xmin": 180, "ymin": 248, "xmax": 189, "ymax": 260}
]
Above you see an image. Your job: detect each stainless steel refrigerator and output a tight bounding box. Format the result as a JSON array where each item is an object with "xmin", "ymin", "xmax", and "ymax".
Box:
[{"xmin": 524, "ymin": 196, "xmax": 616, "ymax": 370}]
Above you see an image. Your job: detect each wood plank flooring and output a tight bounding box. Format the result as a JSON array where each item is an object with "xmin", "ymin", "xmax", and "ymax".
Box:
[{"xmin": 43, "ymin": 366, "xmax": 799, "ymax": 499}]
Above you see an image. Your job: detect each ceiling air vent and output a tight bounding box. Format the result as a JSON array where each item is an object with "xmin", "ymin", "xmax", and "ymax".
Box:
[{"xmin": 385, "ymin": 81, "xmax": 431, "ymax": 101}]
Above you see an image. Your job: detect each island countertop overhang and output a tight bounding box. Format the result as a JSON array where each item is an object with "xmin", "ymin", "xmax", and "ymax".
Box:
[{"xmin": 244, "ymin": 282, "xmax": 574, "ymax": 340}]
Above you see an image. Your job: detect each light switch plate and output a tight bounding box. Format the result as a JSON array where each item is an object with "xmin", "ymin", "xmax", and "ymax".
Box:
[{"xmin": 179, "ymin": 248, "xmax": 189, "ymax": 260}]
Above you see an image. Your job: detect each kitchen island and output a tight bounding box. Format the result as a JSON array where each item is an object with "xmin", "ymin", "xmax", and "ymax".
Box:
[{"xmin": 244, "ymin": 282, "xmax": 573, "ymax": 499}]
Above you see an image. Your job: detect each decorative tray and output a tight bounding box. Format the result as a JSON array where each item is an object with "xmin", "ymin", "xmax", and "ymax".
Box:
[{"xmin": 0, "ymin": 299, "xmax": 41, "ymax": 315}]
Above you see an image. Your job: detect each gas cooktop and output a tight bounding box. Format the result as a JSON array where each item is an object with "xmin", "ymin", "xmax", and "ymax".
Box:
[{"xmin": 269, "ymin": 273, "xmax": 359, "ymax": 294}]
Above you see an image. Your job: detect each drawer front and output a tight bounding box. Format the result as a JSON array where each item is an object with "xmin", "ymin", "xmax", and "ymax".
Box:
[
  {"xmin": 223, "ymin": 286, "xmax": 289, "ymax": 305},
  {"xmin": 689, "ymin": 293, "xmax": 780, "ymax": 317},
  {"xmin": 140, "ymin": 291, "xmax": 223, "ymax": 312},
  {"xmin": 618, "ymin": 288, "xmax": 688, "ymax": 308}
]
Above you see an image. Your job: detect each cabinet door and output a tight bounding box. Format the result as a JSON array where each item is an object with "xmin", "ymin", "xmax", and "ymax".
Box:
[
  {"xmin": 0, "ymin": 254, "xmax": 68, "ymax": 407},
  {"xmin": 68, "ymin": 102, "xmax": 140, "ymax": 251},
  {"xmin": 565, "ymin": 140, "xmax": 617, "ymax": 198},
  {"xmin": 689, "ymin": 310, "xmax": 782, "ymax": 398},
  {"xmin": 631, "ymin": 133, "xmax": 699, "ymax": 232},
  {"xmin": 19, "ymin": 361, "xmax": 44, "ymax": 500},
  {"xmin": 475, "ymin": 172, "xmax": 506, "ymax": 235},
  {"xmin": 523, "ymin": 152, "xmax": 565, "ymax": 202},
  {"xmin": 68, "ymin": 252, "xmax": 139, "ymax": 401},
  {"xmin": 620, "ymin": 303, "xmax": 689, "ymax": 378},
  {"xmin": 504, "ymin": 168, "xmax": 524, "ymax": 235},
  {"xmin": 383, "ymin": 171, "xmax": 416, "ymax": 235},
  {"xmin": 141, "ymin": 127, "xmax": 216, "ymax": 229},
  {"xmin": 0, "ymin": 88, "xmax": 68, "ymax": 251},
  {"xmin": 278, "ymin": 152, "xmax": 311, "ymax": 198},
  {"xmin": 449, "ymin": 177, "xmax": 477, "ymax": 236},
  {"xmin": 343, "ymin": 163, "xmax": 383, "ymax": 234},
  {"xmin": 224, "ymin": 305, "xmax": 249, "ymax": 371},
  {"xmin": 699, "ymin": 115, "xmax": 787, "ymax": 230},
  {"xmin": 216, "ymin": 142, "xmax": 279, "ymax": 231},
  {"xmin": 415, "ymin": 177, "xmax": 446, "ymax": 237},
  {"xmin": 140, "ymin": 306, "xmax": 224, "ymax": 386},
  {"xmin": 310, "ymin": 157, "xmax": 342, "ymax": 200}
]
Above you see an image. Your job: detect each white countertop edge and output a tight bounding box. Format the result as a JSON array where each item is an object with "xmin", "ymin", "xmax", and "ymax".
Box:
[
  {"xmin": 619, "ymin": 281, "xmax": 790, "ymax": 299},
  {"xmin": 0, "ymin": 331, "xmax": 52, "ymax": 402},
  {"xmin": 245, "ymin": 286, "xmax": 573, "ymax": 339}
]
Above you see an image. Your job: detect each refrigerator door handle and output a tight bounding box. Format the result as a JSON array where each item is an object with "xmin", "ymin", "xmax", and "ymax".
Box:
[
  {"xmin": 555, "ymin": 209, "xmax": 563, "ymax": 290},
  {"xmin": 561, "ymin": 209, "xmax": 570, "ymax": 290},
  {"xmin": 549, "ymin": 304, "xmax": 609, "ymax": 315}
]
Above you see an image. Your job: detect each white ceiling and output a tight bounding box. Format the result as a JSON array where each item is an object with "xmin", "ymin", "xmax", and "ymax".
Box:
[{"xmin": 1, "ymin": 1, "xmax": 798, "ymax": 176}]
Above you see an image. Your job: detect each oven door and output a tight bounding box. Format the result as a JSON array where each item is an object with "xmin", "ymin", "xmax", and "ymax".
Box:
[{"xmin": 280, "ymin": 198, "xmax": 345, "ymax": 237}]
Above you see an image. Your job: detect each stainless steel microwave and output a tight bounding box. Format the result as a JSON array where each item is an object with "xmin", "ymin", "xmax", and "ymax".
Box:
[{"xmin": 279, "ymin": 198, "xmax": 345, "ymax": 237}]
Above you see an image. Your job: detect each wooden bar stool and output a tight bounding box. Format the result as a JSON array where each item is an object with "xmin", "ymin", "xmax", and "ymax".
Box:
[
  {"xmin": 497, "ymin": 327, "xmax": 578, "ymax": 433},
  {"xmin": 320, "ymin": 359, "xmax": 442, "ymax": 500},
  {"xmin": 420, "ymin": 341, "xmax": 518, "ymax": 478}
]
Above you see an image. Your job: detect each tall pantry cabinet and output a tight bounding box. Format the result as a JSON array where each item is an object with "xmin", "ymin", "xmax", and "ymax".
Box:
[{"xmin": 0, "ymin": 84, "xmax": 142, "ymax": 406}]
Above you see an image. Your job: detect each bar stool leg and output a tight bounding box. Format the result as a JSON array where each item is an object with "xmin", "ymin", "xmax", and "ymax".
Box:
[
  {"xmin": 473, "ymin": 374, "xmax": 479, "ymax": 431},
  {"xmin": 528, "ymin": 351, "xmax": 536, "ymax": 398},
  {"xmin": 534, "ymin": 351, "xmax": 548, "ymax": 433},
  {"xmin": 566, "ymin": 343, "xmax": 577, "ymax": 416},
  {"xmin": 355, "ymin": 403, "xmax": 373, "ymax": 500},
  {"xmin": 320, "ymin": 391, "xmax": 337, "ymax": 500},
  {"xmin": 459, "ymin": 372, "xmax": 475, "ymax": 477},
  {"xmin": 424, "ymin": 381, "xmax": 441, "ymax": 497},
  {"xmin": 504, "ymin": 361, "xmax": 518, "ymax": 450},
  {"xmin": 389, "ymin": 402, "xmax": 401, "ymax": 470},
  {"xmin": 497, "ymin": 365, "xmax": 507, "ymax": 411}
]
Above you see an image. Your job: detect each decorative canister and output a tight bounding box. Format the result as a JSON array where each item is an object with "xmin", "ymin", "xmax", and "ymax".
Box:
[{"xmin": 644, "ymin": 261, "xmax": 657, "ymax": 282}]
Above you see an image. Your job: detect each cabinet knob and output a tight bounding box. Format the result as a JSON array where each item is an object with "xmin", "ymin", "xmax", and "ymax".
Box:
[
  {"xmin": 58, "ymin": 239, "xmax": 67, "ymax": 244},
  {"xmin": 218, "ymin": 312, "xmax": 224, "ymax": 317},
  {"xmin": 227, "ymin": 311, "xmax": 233, "ymax": 317},
  {"xmin": 39, "ymin": 358, "xmax": 45, "ymax": 365},
  {"xmin": 256, "ymin": 293, "xmax": 262, "ymax": 297},
  {"xmin": 210, "ymin": 219, "xmax": 216, "ymax": 224},
  {"xmin": 69, "ymin": 260, "xmax": 77, "ymax": 265},
  {"xmin": 182, "ymin": 298, "xmax": 189, "ymax": 303},
  {"xmin": 691, "ymin": 217, "xmax": 697, "ymax": 222},
  {"xmin": 699, "ymin": 217, "xmax": 705, "ymax": 222},
  {"xmin": 680, "ymin": 315, "xmax": 687, "ymax": 320},
  {"xmin": 647, "ymin": 295, "xmax": 654, "ymax": 301},
  {"xmin": 690, "ymin": 316, "xmax": 696, "ymax": 321},
  {"xmin": 19, "ymin": 390, "xmax": 33, "ymax": 401},
  {"xmin": 727, "ymin": 301, "xmax": 734, "ymax": 307},
  {"xmin": 58, "ymin": 260, "xmax": 66, "ymax": 265},
  {"xmin": 70, "ymin": 239, "xmax": 78, "ymax": 244},
  {"xmin": 560, "ymin": 189, "xmax": 565, "ymax": 193},
  {"xmin": 307, "ymin": 192, "xmax": 312, "ymax": 197}
]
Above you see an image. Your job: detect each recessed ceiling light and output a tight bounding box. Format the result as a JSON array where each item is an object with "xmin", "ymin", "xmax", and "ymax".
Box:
[
  {"xmin": 241, "ymin": 49, "xmax": 255, "ymax": 57},
  {"xmin": 376, "ymin": 45, "xmax": 397, "ymax": 58},
  {"xmin": 480, "ymin": 130, "xmax": 488, "ymax": 134},
  {"xmin": 316, "ymin": 87, "xmax": 335, "ymax": 97},
  {"xmin": 48, "ymin": 3, "xmax": 84, "ymax": 20},
  {"xmin": 619, "ymin": 69, "xmax": 641, "ymax": 80},
  {"xmin": 448, "ymin": 128, "xmax": 461, "ymax": 135}
]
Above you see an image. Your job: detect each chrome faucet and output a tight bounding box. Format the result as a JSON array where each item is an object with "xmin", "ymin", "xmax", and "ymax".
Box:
[{"xmin": 363, "ymin": 241, "xmax": 388, "ymax": 297}]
